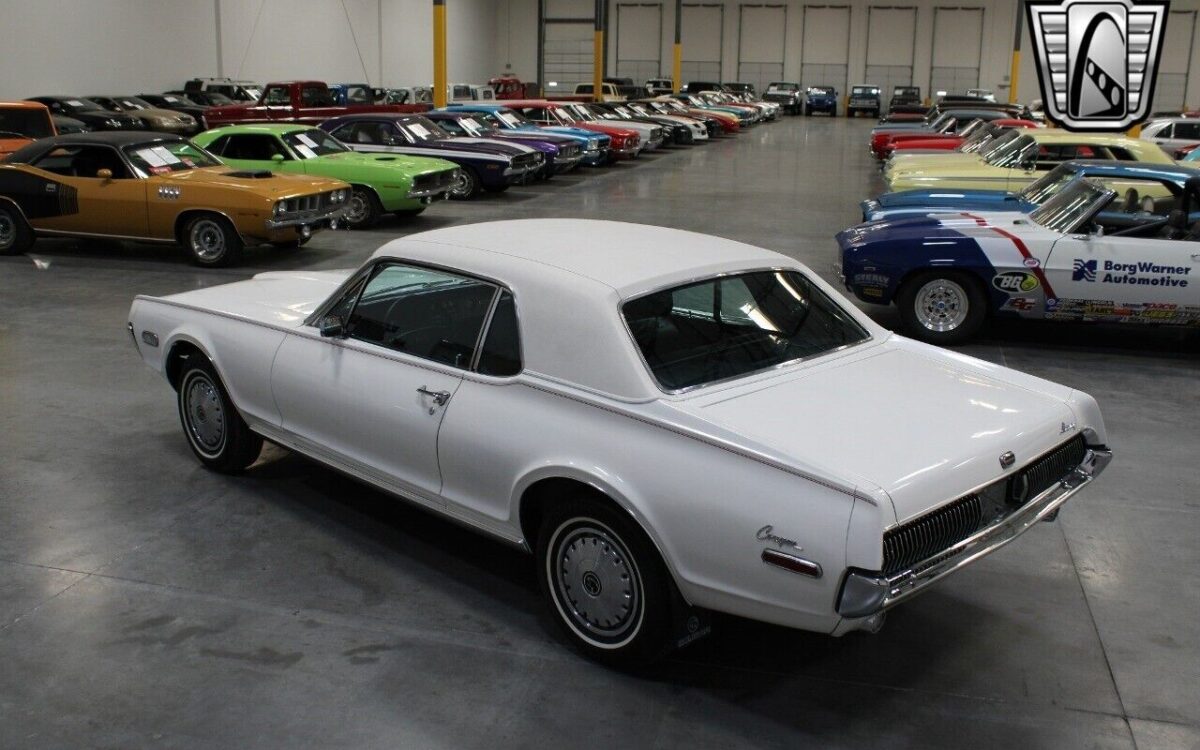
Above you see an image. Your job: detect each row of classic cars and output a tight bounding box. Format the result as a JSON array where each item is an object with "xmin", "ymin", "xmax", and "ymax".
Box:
[
  {"xmin": 833, "ymin": 102, "xmax": 1200, "ymax": 344},
  {"xmin": 0, "ymin": 84, "xmax": 785, "ymax": 265}
]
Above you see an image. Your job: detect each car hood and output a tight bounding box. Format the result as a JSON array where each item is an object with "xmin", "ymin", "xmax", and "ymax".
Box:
[
  {"xmin": 160, "ymin": 269, "xmax": 356, "ymax": 327},
  {"xmin": 163, "ymin": 167, "xmax": 346, "ymax": 196},
  {"xmin": 133, "ymin": 107, "xmax": 195, "ymax": 122},
  {"xmin": 316, "ymin": 151, "xmax": 457, "ymax": 174},
  {"xmin": 663, "ymin": 337, "xmax": 1081, "ymax": 524},
  {"xmin": 437, "ymin": 136, "xmax": 530, "ymax": 156},
  {"xmin": 874, "ymin": 188, "xmax": 1019, "ymax": 209},
  {"xmin": 887, "ymin": 153, "xmax": 987, "ymax": 176}
]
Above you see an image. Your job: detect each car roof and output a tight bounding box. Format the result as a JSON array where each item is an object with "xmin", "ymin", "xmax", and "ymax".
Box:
[
  {"xmin": 367, "ymin": 220, "xmax": 807, "ymax": 401},
  {"xmin": 373, "ymin": 219, "xmax": 787, "ymax": 298},
  {"xmin": 1061, "ymin": 159, "xmax": 1200, "ymax": 180}
]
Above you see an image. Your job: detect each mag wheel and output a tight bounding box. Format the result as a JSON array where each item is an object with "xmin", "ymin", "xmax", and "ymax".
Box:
[
  {"xmin": 537, "ymin": 499, "xmax": 673, "ymax": 665},
  {"xmin": 184, "ymin": 214, "xmax": 242, "ymax": 267},
  {"xmin": 897, "ymin": 271, "xmax": 988, "ymax": 345},
  {"xmin": 177, "ymin": 355, "xmax": 262, "ymax": 473},
  {"xmin": 343, "ymin": 186, "xmax": 382, "ymax": 228},
  {"xmin": 448, "ymin": 168, "xmax": 481, "ymax": 200}
]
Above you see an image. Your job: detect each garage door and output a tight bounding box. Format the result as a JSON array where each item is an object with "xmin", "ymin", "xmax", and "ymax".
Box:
[
  {"xmin": 737, "ymin": 4, "xmax": 786, "ymax": 95},
  {"xmin": 681, "ymin": 4, "xmax": 723, "ymax": 84},
  {"xmin": 801, "ymin": 5, "xmax": 851, "ymax": 97},
  {"xmin": 1153, "ymin": 10, "xmax": 1197, "ymax": 113},
  {"xmin": 542, "ymin": 0, "xmax": 596, "ymax": 92},
  {"xmin": 930, "ymin": 7, "xmax": 985, "ymax": 96},
  {"xmin": 865, "ymin": 6, "xmax": 918, "ymax": 103},
  {"xmin": 617, "ymin": 3, "xmax": 663, "ymax": 84}
]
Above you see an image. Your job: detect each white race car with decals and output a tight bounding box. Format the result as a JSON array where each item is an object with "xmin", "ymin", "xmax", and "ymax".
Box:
[{"xmin": 838, "ymin": 176, "xmax": 1200, "ymax": 343}]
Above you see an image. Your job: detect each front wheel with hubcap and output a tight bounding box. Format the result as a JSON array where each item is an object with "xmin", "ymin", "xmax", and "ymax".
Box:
[
  {"xmin": 0, "ymin": 204, "xmax": 35, "ymax": 256},
  {"xmin": 184, "ymin": 214, "xmax": 243, "ymax": 267},
  {"xmin": 897, "ymin": 270, "xmax": 988, "ymax": 345},
  {"xmin": 537, "ymin": 498, "xmax": 673, "ymax": 665},
  {"xmin": 343, "ymin": 186, "xmax": 382, "ymax": 228},
  {"xmin": 177, "ymin": 355, "xmax": 262, "ymax": 473},
  {"xmin": 448, "ymin": 168, "xmax": 481, "ymax": 200}
]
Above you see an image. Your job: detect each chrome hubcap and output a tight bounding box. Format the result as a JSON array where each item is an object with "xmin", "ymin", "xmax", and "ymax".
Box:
[
  {"xmin": 450, "ymin": 171, "xmax": 473, "ymax": 198},
  {"xmin": 184, "ymin": 374, "xmax": 225, "ymax": 455},
  {"xmin": 189, "ymin": 220, "xmax": 225, "ymax": 261},
  {"xmin": 914, "ymin": 278, "xmax": 970, "ymax": 332},
  {"xmin": 343, "ymin": 192, "xmax": 367, "ymax": 224},
  {"xmin": 552, "ymin": 522, "xmax": 641, "ymax": 644},
  {"xmin": 0, "ymin": 212, "xmax": 15, "ymax": 250}
]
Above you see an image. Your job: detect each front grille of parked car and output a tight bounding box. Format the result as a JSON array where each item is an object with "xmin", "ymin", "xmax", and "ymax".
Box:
[
  {"xmin": 513, "ymin": 152, "xmax": 541, "ymax": 170},
  {"xmin": 558, "ymin": 143, "xmax": 580, "ymax": 159},
  {"xmin": 650, "ymin": 127, "xmax": 663, "ymax": 141},
  {"xmin": 882, "ymin": 435, "xmax": 1086, "ymax": 576},
  {"xmin": 413, "ymin": 169, "xmax": 457, "ymax": 191},
  {"xmin": 279, "ymin": 191, "xmax": 337, "ymax": 219}
]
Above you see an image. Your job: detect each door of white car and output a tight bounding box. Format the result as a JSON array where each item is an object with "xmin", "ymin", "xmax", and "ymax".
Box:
[
  {"xmin": 1043, "ymin": 233, "xmax": 1198, "ymax": 318},
  {"xmin": 270, "ymin": 262, "xmax": 502, "ymax": 503}
]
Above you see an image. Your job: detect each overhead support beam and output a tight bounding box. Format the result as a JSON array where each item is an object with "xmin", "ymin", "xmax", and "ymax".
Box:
[
  {"xmin": 1010, "ymin": 1, "xmax": 1023, "ymax": 104},
  {"xmin": 434, "ymin": 0, "xmax": 448, "ymax": 109},
  {"xmin": 593, "ymin": 0, "xmax": 605, "ymax": 102},
  {"xmin": 673, "ymin": 0, "xmax": 682, "ymax": 93}
]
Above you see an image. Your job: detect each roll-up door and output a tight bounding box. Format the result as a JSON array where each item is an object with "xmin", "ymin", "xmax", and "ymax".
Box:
[
  {"xmin": 865, "ymin": 6, "xmax": 918, "ymax": 103},
  {"xmin": 737, "ymin": 4, "xmax": 786, "ymax": 95},
  {"xmin": 542, "ymin": 0, "xmax": 595, "ymax": 93},
  {"xmin": 681, "ymin": 4, "xmax": 724, "ymax": 83},
  {"xmin": 801, "ymin": 5, "xmax": 851, "ymax": 97},
  {"xmin": 930, "ymin": 7, "xmax": 985, "ymax": 96},
  {"xmin": 1154, "ymin": 10, "xmax": 1197, "ymax": 113},
  {"xmin": 617, "ymin": 3, "xmax": 663, "ymax": 84}
]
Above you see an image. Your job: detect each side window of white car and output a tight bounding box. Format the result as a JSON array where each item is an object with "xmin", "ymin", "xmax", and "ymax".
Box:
[
  {"xmin": 476, "ymin": 291, "xmax": 521, "ymax": 377},
  {"xmin": 347, "ymin": 263, "xmax": 498, "ymax": 370}
]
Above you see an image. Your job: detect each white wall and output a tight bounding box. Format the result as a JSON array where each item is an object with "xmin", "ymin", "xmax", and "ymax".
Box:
[
  {"xmin": 493, "ymin": 0, "xmax": 1200, "ymax": 108},
  {"xmin": 0, "ymin": 0, "xmax": 498, "ymax": 101}
]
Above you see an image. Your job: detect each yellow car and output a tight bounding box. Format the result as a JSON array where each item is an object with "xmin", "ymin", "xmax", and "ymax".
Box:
[
  {"xmin": 0, "ymin": 132, "xmax": 350, "ymax": 266},
  {"xmin": 885, "ymin": 130, "xmax": 1174, "ymax": 192}
]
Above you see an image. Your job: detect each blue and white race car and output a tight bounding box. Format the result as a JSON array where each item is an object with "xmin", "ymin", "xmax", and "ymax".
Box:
[
  {"xmin": 861, "ymin": 160, "xmax": 1200, "ymax": 222},
  {"xmin": 838, "ymin": 174, "xmax": 1200, "ymax": 344}
]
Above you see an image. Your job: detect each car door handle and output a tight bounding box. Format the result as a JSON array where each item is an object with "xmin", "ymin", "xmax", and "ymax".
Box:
[{"xmin": 417, "ymin": 386, "xmax": 452, "ymax": 406}]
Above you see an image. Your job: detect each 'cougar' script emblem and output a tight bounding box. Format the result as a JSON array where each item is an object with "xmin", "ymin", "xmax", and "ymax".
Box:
[{"xmin": 756, "ymin": 525, "xmax": 802, "ymax": 551}]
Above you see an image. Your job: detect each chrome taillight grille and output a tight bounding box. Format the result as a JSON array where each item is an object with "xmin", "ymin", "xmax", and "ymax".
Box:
[
  {"xmin": 882, "ymin": 435, "xmax": 1088, "ymax": 577},
  {"xmin": 884, "ymin": 494, "xmax": 983, "ymax": 576},
  {"xmin": 1013, "ymin": 435, "xmax": 1086, "ymax": 505}
]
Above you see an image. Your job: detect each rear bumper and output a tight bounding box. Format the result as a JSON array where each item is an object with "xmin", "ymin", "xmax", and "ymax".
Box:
[{"xmin": 836, "ymin": 439, "xmax": 1113, "ymax": 621}]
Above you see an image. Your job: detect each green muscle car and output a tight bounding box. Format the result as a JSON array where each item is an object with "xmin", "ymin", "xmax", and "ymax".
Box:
[{"xmin": 192, "ymin": 124, "xmax": 459, "ymax": 227}]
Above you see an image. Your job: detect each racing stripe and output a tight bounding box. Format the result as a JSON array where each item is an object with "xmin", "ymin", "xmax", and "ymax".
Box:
[{"xmin": 961, "ymin": 212, "xmax": 1058, "ymax": 300}]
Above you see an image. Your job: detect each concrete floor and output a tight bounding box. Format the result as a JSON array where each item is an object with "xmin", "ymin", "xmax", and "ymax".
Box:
[{"xmin": 1, "ymin": 117, "xmax": 1198, "ymax": 750}]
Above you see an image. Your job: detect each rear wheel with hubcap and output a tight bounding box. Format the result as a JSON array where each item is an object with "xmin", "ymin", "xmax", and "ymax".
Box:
[
  {"xmin": 177, "ymin": 354, "xmax": 262, "ymax": 472},
  {"xmin": 537, "ymin": 498, "xmax": 673, "ymax": 665},
  {"xmin": 897, "ymin": 270, "xmax": 988, "ymax": 345},
  {"xmin": 183, "ymin": 213, "xmax": 242, "ymax": 267},
  {"xmin": 0, "ymin": 204, "xmax": 34, "ymax": 255}
]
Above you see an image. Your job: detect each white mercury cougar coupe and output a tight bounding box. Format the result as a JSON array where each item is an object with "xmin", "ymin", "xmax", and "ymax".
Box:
[{"xmin": 127, "ymin": 220, "xmax": 1111, "ymax": 663}]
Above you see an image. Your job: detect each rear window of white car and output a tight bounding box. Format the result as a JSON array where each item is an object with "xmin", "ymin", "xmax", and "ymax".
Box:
[{"xmin": 622, "ymin": 270, "xmax": 869, "ymax": 391}]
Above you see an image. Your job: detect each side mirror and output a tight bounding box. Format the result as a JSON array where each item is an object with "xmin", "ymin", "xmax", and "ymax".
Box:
[
  {"xmin": 271, "ymin": 153, "xmax": 285, "ymax": 163},
  {"xmin": 96, "ymin": 168, "xmax": 113, "ymax": 181},
  {"xmin": 319, "ymin": 315, "xmax": 346, "ymax": 338}
]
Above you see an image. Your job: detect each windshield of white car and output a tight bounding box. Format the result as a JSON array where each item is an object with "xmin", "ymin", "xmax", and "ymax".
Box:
[
  {"xmin": 124, "ymin": 140, "xmax": 220, "ymax": 175},
  {"xmin": 1029, "ymin": 179, "xmax": 1112, "ymax": 233},
  {"xmin": 622, "ymin": 270, "xmax": 870, "ymax": 391},
  {"xmin": 284, "ymin": 129, "xmax": 349, "ymax": 158}
]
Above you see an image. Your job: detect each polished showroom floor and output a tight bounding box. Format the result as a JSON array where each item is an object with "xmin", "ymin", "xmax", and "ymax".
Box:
[{"xmin": 1, "ymin": 117, "xmax": 1198, "ymax": 749}]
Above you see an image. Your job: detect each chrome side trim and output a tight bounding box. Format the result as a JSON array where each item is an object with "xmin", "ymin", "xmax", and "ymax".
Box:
[
  {"xmin": 838, "ymin": 444, "xmax": 1112, "ymax": 618},
  {"xmin": 761, "ymin": 548, "xmax": 823, "ymax": 578},
  {"xmin": 37, "ymin": 228, "xmax": 176, "ymax": 244}
]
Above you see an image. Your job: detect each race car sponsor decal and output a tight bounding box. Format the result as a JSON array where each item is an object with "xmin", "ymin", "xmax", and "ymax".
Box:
[
  {"xmin": 1073, "ymin": 258, "xmax": 1191, "ymax": 287},
  {"xmin": 1042, "ymin": 298, "xmax": 1200, "ymax": 324},
  {"xmin": 1002, "ymin": 296, "xmax": 1038, "ymax": 311},
  {"xmin": 962, "ymin": 212, "xmax": 1059, "ymax": 300},
  {"xmin": 992, "ymin": 271, "xmax": 1040, "ymax": 293},
  {"xmin": 853, "ymin": 273, "xmax": 890, "ymax": 286}
]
